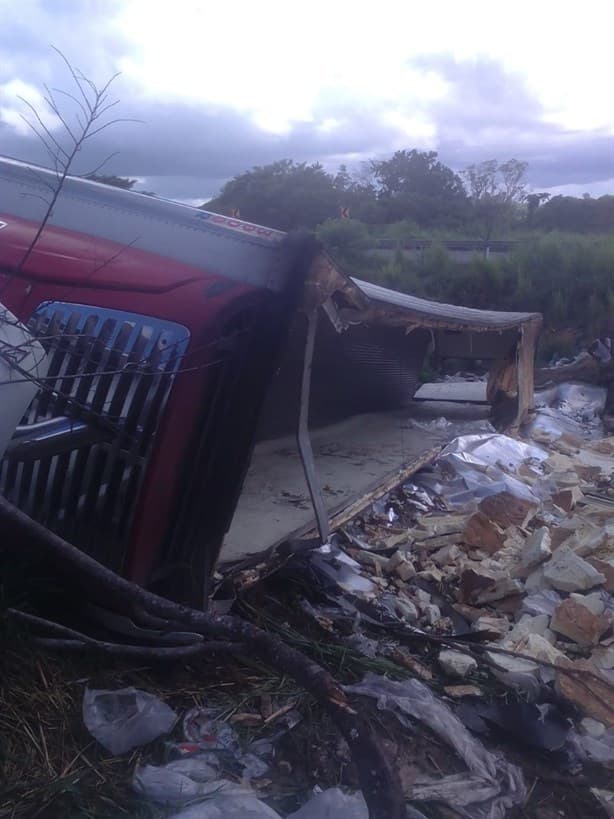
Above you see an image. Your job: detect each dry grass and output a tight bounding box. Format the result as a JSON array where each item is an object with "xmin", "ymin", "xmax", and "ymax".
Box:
[
  {"xmin": 0, "ymin": 620, "xmax": 307, "ymax": 818},
  {"xmin": 1, "ymin": 638, "xmax": 160, "ymax": 817}
]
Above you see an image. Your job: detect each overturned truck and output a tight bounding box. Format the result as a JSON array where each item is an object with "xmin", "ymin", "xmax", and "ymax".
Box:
[{"xmin": 0, "ymin": 156, "xmax": 542, "ymax": 603}]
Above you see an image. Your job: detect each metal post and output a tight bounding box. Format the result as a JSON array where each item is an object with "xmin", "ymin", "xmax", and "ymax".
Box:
[{"xmin": 297, "ymin": 310, "xmax": 330, "ymax": 544}]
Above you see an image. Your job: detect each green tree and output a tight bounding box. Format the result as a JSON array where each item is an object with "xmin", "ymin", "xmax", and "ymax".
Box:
[
  {"xmin": 525, "ymin": 192, "xmax": 550, "ymax": 227},
  {"xmin": 535, "ymin": 194, "xmax": 614, "ymax": 233},
  {"xmin": 316, "ymin": 218, "xmax": 370, "ymax": 260},
  {"xmin": 463, "ymin": 158, "xmax": 528, "ymax": 240},
  {"xmin": 370, "ymin": 149, "xmax": 468, "ymax": 227},
  {"xmin": 333, "ymin": 164, "xmax": 383, "ymax": 223},
  {"xmin": 204, "ymin": 159, "xmax": 340, "ymax": 231}
]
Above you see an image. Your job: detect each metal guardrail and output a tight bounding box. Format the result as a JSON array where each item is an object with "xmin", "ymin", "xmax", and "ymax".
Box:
[{"xmin": 372, "ymin": 239, "xmax": 520, "ymax": 252}]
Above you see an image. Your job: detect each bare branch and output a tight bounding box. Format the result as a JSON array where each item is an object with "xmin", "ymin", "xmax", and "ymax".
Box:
[
  {"xmin": 3, "ymin": 49, "xmax": 138, "ymax": 293},
  {"xmin": 51, "ymin": 86, "xmax": 89, "ymax": 122},
  {"xmin": 94, "ymin": 99, "xmax": 121, "ymax": 119},
  {"xmin": 43, "ymin": 85, "xmax": 78, "ymax": 144},
  {"xmin": 19, "ymin": 192, "xmax": 53, "ymax": 207},
  {"xmin": 17, "ymin": 114, "xmax": 64, "ymax": 169},
  {"xmin": 24, "ymin": 166, "xmax": 57, "ymax": 192},
  {"xmin": 97, "ymin": 72, "xmax": 122, "ymax": 98},
  {"xmin": 50, "ymin": 46, "xmax": 93, "ymax": 114},
  {"xmin": 17, "ymin": 96, "xmax": 69, "ymax": 161},
  {"xmin": 8, "ymin": 611, "xmax": 245, "ymax": 660},
  {"xmin": 85, "ymin": 151, "xmax": 120, "ymax": 177},
  {"xmin": 31, "ymin": 637, "xmax": 245, "ymax": 660},
  {"xmin": 83, "ymin": 117, "xmax": 139, "ymax": 141}
]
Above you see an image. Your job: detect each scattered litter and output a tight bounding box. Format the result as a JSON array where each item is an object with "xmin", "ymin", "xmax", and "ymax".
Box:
[
  {"xmin": 311, "ymin": 544, "xmax": 377, "ymax": 596},
  {"xmin": 438, "ymin": 649, "xmax": 478, "ymax": 678},
  {"xmin": 293, "ymin": 787, "xmax": 431, "ymax": 819},
  {"xmin": 581, "ymin": 717, "xmax": 607, "ymax": 739},
  {"xmin": 82, "ymin": 687, "xmax": 177, "ymax": 755},
  {"xmin": 409, "ymin": 417, "xmax": 496, "ymax": 437},
  {"xmin": 287, "ymin": 787, "xmax": 367, "ymax": 819},
  {"xmin": 183, "ymin": 707, "xmax": 241, "ymax": 753},
  {"xmin": 75, "ymin": 379, "xmax": 614, "ymax": 815},
  {"xmin": 531, "ymin": 383, "xmax": 607, "ymax": 439},
  {"xmin": 456, "ymin": 701, "xmax": 570, "ymax": 752},
  {"xmin": 572, "ymin": 728, "xmax": 614, "ymax": 768},
  {"xmin": 133, "ymin": 758, "xmax": 223, "ymax": 805},
  {"xmin": 435, "ymin": 434, "xmax": 546, "ymax": 490},
  {"xmin": 180, "ymin": 704, "xmax": 300, "ymax": 782},
  {"xmin": 346, "ymin": 673, "xmax": 526, "ymax": 818},
  {"xmin": 444, "ymin": 684, "xmax": 484, "ymax": 698},
  {"xmin": 592, "ymin": 788, "xmax": 614, "ymax": 818},
  {"xmin": 166, "ymin": 789, "xmax": 282, "ymax": 818},
  {"xmin": 556, "ymin": 658, "xmax": 614, "ymax": 727}
]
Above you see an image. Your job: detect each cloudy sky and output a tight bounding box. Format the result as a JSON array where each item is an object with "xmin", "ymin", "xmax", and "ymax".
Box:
[{"xmin": 1, "ymin": 0, "xmax": 613, "ymax": 202}]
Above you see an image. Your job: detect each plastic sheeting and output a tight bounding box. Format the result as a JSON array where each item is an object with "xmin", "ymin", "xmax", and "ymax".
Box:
[
  {"xmin": 133, "ymin": 759, "xmax": 226, "ymax": 805},
  {"xmin": 571, "ymin": 728, "xmax": 614, "ymax": 768},
  {"xmin": 409, "ymin": 417, "xmax": 496, "ymax": 436},
  {"xmin": 346, "ymin": 673, "xmax": 526, "ymax": 819},
  {"xmin": 416, "ymin": 433, "xmax": 549, "ymax": 510},
  {"xmin": 165, "ymin": 786, "xmax": 282, "ymax": 818},
  {"xmin": 287, "ymin": 788, "xmax": 368, "ymax": 819},
  {"xmin": 530, "ymin": 383, "xmax": 607, "ymax": 439}
]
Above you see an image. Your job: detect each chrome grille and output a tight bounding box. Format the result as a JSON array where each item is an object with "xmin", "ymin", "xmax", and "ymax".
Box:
[{"xmin": 0, "ymin": 302, "xmax": 189, "ymax": 571}]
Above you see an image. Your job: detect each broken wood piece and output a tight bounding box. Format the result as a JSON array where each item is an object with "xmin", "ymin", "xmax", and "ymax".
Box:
[{"xmin": 556, "ymin": 658, "xmax": 614, "ymax": 728}]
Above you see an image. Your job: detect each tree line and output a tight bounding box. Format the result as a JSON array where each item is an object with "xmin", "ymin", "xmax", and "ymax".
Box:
[
  {"xmin": 89, "ymin": 151, "xmax": 614, "ymax": 238},
  {"xmin": 200, "ymin": 151, "xmax": 614, "ymax": 238},
  {"xmin": 200, "ymin": 152, "xmax": 614, "ymax": 349},
  {"xmin": 88, "ymin": 154, "xmax": 614, "ymax": 350}
]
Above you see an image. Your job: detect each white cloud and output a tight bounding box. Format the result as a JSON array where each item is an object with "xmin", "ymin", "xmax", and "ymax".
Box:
[
  {"xmin": 547, "ymin": 178, "xmax": 614, "ymax": 198},
  {"xmin": 114, "ymin": 0, "xmax": 614, "ymax": 137},
  {"xmin": 0, "ymin": 77, "xmax": 60, "ymax": 135}
]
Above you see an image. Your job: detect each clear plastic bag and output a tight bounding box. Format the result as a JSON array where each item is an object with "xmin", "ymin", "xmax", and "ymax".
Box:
[
  {"xmin": 82, "ymin": 687, "xmax": 177, "ymax": 755},
  {"xmin": 133, "ymin": 757, "xmax": 221, "ymax": 804}
]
